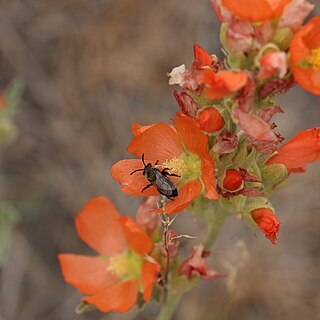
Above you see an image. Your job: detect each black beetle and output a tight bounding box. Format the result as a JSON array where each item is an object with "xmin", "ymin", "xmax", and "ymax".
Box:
[{"xmin": 130, "ymin": 154, "xmax": 179, "ymax": 200}]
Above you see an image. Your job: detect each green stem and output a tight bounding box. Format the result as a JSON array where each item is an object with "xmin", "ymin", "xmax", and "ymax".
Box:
[
  {"xmin": 204, "ymin": 209, "xmax": 227, "ymax": 250},
  {"xmin": 156, "ymin": 206, "xmax": 228, "ymax": 320},
  {"xmin": 156, "ymin": 292, "xmax": 181, "ymax": 320}
]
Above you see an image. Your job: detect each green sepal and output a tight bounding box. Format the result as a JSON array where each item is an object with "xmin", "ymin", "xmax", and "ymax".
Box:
[
  {"xmin": 242, "ymin": 197, "xmax": 274, "ymax": 228},
  {"xmin": 219, "ymin": 23, "xmax": 229, "ymax": 53},
  {"xmin": 232, "ymin": 136, "xmax": 248, "ymax": 166},
  {"xmin": 261, "ymin": 163, "xmax": 288, "ymax": 185},
  {"xmin": 186, "ymin": 90, "xmax": 219, "ymax": 107},
  {"xmin": 75, "ymin": 301, "xmax": 97, "ymax": 314},
  {"xmin": 228, "ymin": 52, "xmax": 248, "ymax": 70},
  {"xmin": 220, "ymin": 195, "xmax": 246, "ymax": 213},
  {"xmin": 271, "ymin": 27, "xmax": 293, "ymax": 51}
]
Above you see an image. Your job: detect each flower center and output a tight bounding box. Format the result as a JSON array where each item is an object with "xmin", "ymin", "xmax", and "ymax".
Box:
[
  {"xmin": 162, "ymin": 153, "xmax": 201, "ymax": 182},
  {"xmin": 106, "ymin": 250, "xmax": 142, "ymax": 280},
  {"xmin": 306, "ymin": 48, "xmax": 320, "ymax": 70},
  {"xmin": 162, "ymin": 157, "xmax": 187, "ymax": 176}
]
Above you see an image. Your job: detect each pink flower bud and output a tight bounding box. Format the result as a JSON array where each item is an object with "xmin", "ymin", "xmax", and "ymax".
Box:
[{"xmin": 136, "ymin": 197, "xmax": 160, "ymax": 234}]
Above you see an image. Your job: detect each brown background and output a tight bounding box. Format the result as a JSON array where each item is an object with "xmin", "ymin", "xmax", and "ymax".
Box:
[{"xmin": 0, "ymin": 0, "xmax": 319, "ymax": 319}]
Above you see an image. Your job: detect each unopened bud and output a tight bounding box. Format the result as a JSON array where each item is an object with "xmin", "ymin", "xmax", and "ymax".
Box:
[
  {"xmin": 223, "ymin": 169, "xmax": 243, "ymax": 191},
  {"xmin": 198, "ymin": 107, "xmax": 225, "ymax": 133}
]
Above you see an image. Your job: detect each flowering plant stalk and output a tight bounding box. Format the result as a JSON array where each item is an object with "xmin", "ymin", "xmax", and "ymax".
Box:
[{"xmin": 59, "ymin": 1, "xmax": 320, "ymax": 319}]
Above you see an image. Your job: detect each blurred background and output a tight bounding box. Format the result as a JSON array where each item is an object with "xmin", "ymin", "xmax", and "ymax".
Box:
[{"xmin": 0, "ymin": 0, "xmax": 319, "ymax": 319}]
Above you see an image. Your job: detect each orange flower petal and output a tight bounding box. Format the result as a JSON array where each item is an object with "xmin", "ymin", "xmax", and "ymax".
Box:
[
  {"xmin": 290, "ymin": 16, "xmax": 320, "ymax": 95},
  {"xmin": 111, "ymin": 159, "xmax": 159, "ymax": 196},
  {"xmin": 128, "ymin": 123, "xmax": 183, "ymax": 163},
  {"xmin": 216, "ymin": 71, "xmax": 248, "ymax": 92},
  {"xmin": 155, "ymin": 179, "xmax": 203, "ymax": 214},
  {"xmin": 118, "ymin": 216, "xmax": 153, "ymax": 255},
  {"xmin": 58, "ymin": 254, "xmax": 116, "ymax": 295},
  {"xmin": 173, "ymin": 115, "xmax": 208, "ymax": 155},
  {"xmin": 84, "ymin": 280, "xmax": 138, "ymax": 313},
  {"xmin": 132, "ymin": 123, "xmax": 156, "ymax": 137},
  {"xmin": 221, "ymin": 0, "xmax": 290, "ymax": 22},
  {"xmin": 75, "ymin": 197, "xmax": 127, "ymax": 256},
  {"xmin": 194, "ymin": 44, "xmax": 212, "ymax": 67},
  {"xmin": 267, "ymin": 128, "xmax": 320, "ymax": 172},
  {"xmin": 201, "ymin": 70, "xmax": 247, "ymax": 100},
  {"xmin": 201, "ymin": 154, "xmax": 219, "ymax": 200},
  {"xmin": 141, "ymin": 260, "xmax": 160, "ymax": 302}
]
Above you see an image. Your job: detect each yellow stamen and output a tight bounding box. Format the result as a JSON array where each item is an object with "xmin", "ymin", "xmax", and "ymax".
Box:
[
  {"xmin": 306, "ymin": 48, "xmax": 320, "ymax": 70},
  {"xmin": 162, "ymin": 157, "xmax": 187, "ymax": 176},
  {"xmin": 106, "ymin": 251, "xmax": 142, "ymax": 280}
]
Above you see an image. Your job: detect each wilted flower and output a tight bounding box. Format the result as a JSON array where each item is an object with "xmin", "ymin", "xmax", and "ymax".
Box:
[
  {"xmin": 179, "ymin": 244, "xmax": 225, "ymax": 280},
  {"xmin": 258, "ymin": 51, "xmax": 288, "ymax": 80}
]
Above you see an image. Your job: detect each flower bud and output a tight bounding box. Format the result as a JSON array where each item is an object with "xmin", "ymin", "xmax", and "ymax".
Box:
[
  {"xmin": 261, "ymin": 163, "xmax": 288, "ymax": 185},
  {"xmin": 223, "ymin": 169, "xmax": 243, "ymax": 191},
  {"xmin": 136, "ymin": 197, "xmax": 160, "ymax": 234},
  {"xmin": 271, "ymin": 27, "xmax": 293, "ymax": 51},
  {"xmin": 251, "ymin": 208, "xmax": 280, "ymax": 244},
  {"xmin": 198, "ymin": 107, "xmax": 225, "ymax": 133}
]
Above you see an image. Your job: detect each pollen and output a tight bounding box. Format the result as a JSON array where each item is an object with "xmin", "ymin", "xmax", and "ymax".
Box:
[
  {"xmin": 162, "ymin": 157, "xmax": 187, "ymax": 176},
  {"xmin": 306, "ymin": 48, "xmax": 320, "ymax": 70},
  {"xmin": 106, "ymin": 251, "xmax": 142, "ymax": 280}
]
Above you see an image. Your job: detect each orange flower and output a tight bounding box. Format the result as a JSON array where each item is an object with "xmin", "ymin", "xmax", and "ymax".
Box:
[
  {"xmin": 221, "ymin": 0, "xmax": 291, "ymax": 22},
  {"xmin": 223, "ymin": 169, "xmax": 243, "ymax": 191},
  {"xmin": 267, "ymin": 128, "xmax": 320, "ymax": 172},
  {"xmin": 200, "ymin": 69, "xmax": 247, "ymax": 101},
  {"xmin": 111, "ymin": 115, "xmax": 219, "ymax": 214},
  {"xmin": 198, "ymin": 107, "xmax": 225, "ymax": 133},
  {"xmin": 58, "ymin": 196, "xmax": 159, "ymax": 313},
  {"xmin": 251, "ymin": 208, "xmax": 280, "ymax": 244},
  {"xmin": 290, "ymin": 16, "xmax": 320, "ymax": 95}
]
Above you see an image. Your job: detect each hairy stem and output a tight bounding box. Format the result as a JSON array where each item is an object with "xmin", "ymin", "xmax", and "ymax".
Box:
[
  {"xmin": 156, "ymin": 207, "xmax": 228, "ymax": 320},
  {"xmin": 156, "ymin": 292, "xmax": 181, "ymax": 320}
]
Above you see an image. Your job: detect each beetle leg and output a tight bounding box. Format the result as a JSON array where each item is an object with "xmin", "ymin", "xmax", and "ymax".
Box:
[
  {"xmin": 167, "ymin": 173, "xmax": 180, "ymax": 177},
  {"xmin": 141, "ymin": 183, "xmax": 154, "ymax": 192},
  {"xmin": 161, "ymin": 168, "xmax": 180, "ymax": 178}
]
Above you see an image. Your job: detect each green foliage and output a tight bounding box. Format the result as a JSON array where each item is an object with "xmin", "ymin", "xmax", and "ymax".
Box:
[{"xmin": 0, "ymin": 202, "xmax": 20, "ymax": 264}]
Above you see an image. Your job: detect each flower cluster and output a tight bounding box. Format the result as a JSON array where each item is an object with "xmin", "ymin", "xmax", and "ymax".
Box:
[{"xmin": 59, "ymin": 0, "xmax": 320, "ymax": 317}]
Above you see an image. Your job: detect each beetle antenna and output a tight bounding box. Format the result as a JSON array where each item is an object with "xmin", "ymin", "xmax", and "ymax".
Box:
[
  {"xmin": 130, "ymin": 168, "xmax": 144, "ymax": 175},
  {"xmin": 142, "ymin": 153, "xmax": 147, "ymax": 167}
]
